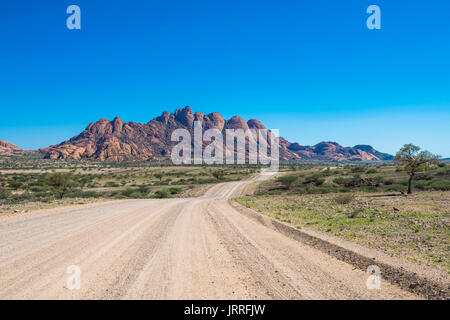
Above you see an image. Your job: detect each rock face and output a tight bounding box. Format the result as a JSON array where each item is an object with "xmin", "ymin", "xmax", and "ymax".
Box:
[
  {"xmin": 285, "ymin": 141, "xmax": 382, "ymax": 161},
  {"xmin": 40, "ymin": 106, "xmax": 390, "ymax": 162},
  {"xmin": 353, "ymin": 145, "xmax": 394, "ymax": 161},
  {"xmin": 0, "ymin": 140, "xmax": 23, "ymax": 156}
]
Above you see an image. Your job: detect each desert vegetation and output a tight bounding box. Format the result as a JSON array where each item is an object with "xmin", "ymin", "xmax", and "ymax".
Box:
[
  {"xmin": 394, "ymin": 144, "xmax": 440, "ymax": 194},
  {"xmin": 236, "ymin": 154, "xmax": 450, "ymax": 272},
  {"xmin": 0, "ymin": 157, "xmax": 255, "ymax": 215},
  {"xmin": 256, "ymin": 163, "xmax": 449, "ymax": 196},
  {"xmin": 2, "ymin": 149, "xmax": 449, "ymax": 273}
]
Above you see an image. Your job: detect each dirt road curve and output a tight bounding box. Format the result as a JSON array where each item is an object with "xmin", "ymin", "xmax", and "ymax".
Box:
[{"xmin": 0, "ymin": 174, "xmax": 419, "ymax": 299}]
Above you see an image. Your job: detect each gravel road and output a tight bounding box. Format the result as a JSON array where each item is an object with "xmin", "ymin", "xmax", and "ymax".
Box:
[{"xmin": 0, "ymin": 174, "xmax": 419, "ymax": 299}]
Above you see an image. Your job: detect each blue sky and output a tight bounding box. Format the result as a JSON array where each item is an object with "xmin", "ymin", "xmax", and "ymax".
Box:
[{"xmin": 1, "ymin": 0, "xmax": 449, "ymax": 157}]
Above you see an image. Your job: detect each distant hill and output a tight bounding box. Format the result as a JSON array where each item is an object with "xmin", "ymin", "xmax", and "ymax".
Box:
[
  {"xmin": 0, "ymin": 140, "xmax": 23, "ymax": 156},
  {"xmin": 40, "ymin": 106, "xmax": 393, "ymax": 162},
  {"xmin": 353, "ymin": 145, "xmax": 394, "ymax": 161}
]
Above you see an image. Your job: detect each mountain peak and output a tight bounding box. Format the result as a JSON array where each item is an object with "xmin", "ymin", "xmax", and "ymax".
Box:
[
  {"xmin": 174, "ymin": 106, "xmax": 195, "ymax": 127},
  {"xmin": 40, "ymin": 107, "xmax": 392, "ymax": 162},
  {"xmin": 247, "ymin": 119, "xmax": 266, "ymax": 129},
  {"xmin": 226, "ymin": 116, "xmax": 249, "ymax": 131}
]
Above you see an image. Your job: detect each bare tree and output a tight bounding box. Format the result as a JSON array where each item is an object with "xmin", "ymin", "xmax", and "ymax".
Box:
[{"xmin": 394, "ymin": 144, "xmax": 440, "ymax": 194}]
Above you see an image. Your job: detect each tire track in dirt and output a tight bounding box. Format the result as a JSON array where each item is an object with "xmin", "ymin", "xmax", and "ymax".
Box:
[{"xmin": 0, "ymin": 174, "xmax": 421, "ymax": 300}]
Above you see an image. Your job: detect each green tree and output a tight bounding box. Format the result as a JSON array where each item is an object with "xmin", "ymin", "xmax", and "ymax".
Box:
[
  {"xmin": 394, "ymin": 144, "xmax": 440, "ymax": 194},
  {"xmin": 277, "ymin": 175, "xmax": 298, "ymax": 190},
  {"xmin": 0, "ymin": 187, "xmax": 11, "ymax": 200},
  {"xmin": 8, "ymin": 181, "xmax": 23, "ymax": 190},
  {"xmin": 154, "ymin": 172, "xmax": 163, "ymax": 182},
  {"xmin": 45, "ymin": 172, "xmax": 75, "ymax": 199},
  {"xmin": 212, "ymin": 169, "xmax": 225, "ymax": 181}
]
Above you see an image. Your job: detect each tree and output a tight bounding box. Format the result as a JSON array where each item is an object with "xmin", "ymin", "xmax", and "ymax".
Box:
[
  {"xmin": 277, "ymin": 175, "xmax": 298, "ymax": 190},
  {"xmin": 212, "ymin": 169, "xmax": 225, "ymax": 181},
  {"xmin": 45, "ymin": 172, "xmax": 75, "ymax": 199},
  {"xmin": 154, "ymin": 172, "xmax": 163, "ymax": 182},
  {"xmin": 0, "ymin": 187, "xmax": 11, "ymax": 200},
  {"xmin": 394, "ymin": 144, "xmax": 439, "ymax": 194}
]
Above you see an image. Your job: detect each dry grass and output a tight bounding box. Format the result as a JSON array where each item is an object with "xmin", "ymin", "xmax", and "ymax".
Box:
[
  {"xmin": 236, "ymin": 191, "xmax": 450, "ymax": 272},
  {"xmin": 0, "ymin": 198, "xmax": 108, "ymax": 217}
]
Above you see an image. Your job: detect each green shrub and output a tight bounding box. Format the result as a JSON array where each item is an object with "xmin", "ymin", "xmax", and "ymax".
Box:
[
  {"xmin": 267, "ymin": 188, "xmax": 286, "ymax": 195},
  {"xmin": 30, "ymin": 186, "xmax": 47, "ymax": 193},
  {"xmin": 320, "ymin": 169, "xmax": 333, "ymax": 177},
  {"xmin": 333, "ymin": 177, "xmax": 348, "ymax": 186},
  {"xmin": 314, "ymin": 177, "xmax": 326, "ymax": 186},
  {"xmin": 168, "ymin": 187, "xmax": 182, "ymax": 195},
  {"xmin": 428, "ymin": 178, "xmax": 450, "ymax": 191},
  {"xmin": 138, "ymin": 185, "xmax": 151, "ymax": 194},
  {"xmin": 436, "ymin": 167, "xmax": 450, "ymax": 176},
  {"xmin": 333, "ymin": 193, "xmax": 356, "ymax": 204},
  {"xmin": 366, "ymin": 169, "xmax": 378, "ymax": 174},
  {"xmin": 153, "ymin": 189, "xmax": 170, "ymax": 199},
  {"xmin": 0, "ymin": 187, "xmax": 11, "ymax": 199},
  {"xmin": 29, "ymin": 179, "xmax": 46, "ymax": 187},
  {"xmin": 212, "ymin": 169, "xmax": 225, "ymax": 180},
  {"xmin": 8, "ymin": 181, "xmax": 23, "ymax": 190},
  {"xmin": 415, "ymin": 173, "xmax": 433, "ymax": 180},
  {"xmin": 45, "ymin": 172, "xmax": 75, "ymax": 199},
  {"xmin": 302, "ymin": 174, "xmax": 324, "ymax": 186},
  {"xmin": 66, "ymin": 190, "xmax": 102, "ymax": 198},
  {"xmin": 413, "ymin": 181, "xmax": 427, "ymax": 190},
  {"xmin": 350, "ymin": 166, "xmax": 366, "ymax": 173},
  {"xmin": 386, "ymin": 184, "xmax": 405, "ymax": 192},
  {"xmin": 373, "ymin": 176, "xmax": 384, "ymax": 185},
  {"xmin": 104, "ymin": 181, "xmax": 119, "ymax": 187},
  {"xmin": 121, "ymin": 188, "xmax": 136, "ymax": 197},
  {"xmin": 361, "ymin": 186, "xmax": 379, "ymax": 192},
  {"xmin": 277, "ymin": 175, "xmax": 298, "ymax": 189}
]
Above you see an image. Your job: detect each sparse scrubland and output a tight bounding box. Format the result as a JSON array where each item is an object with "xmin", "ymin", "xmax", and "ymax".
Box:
[
  {"xmin": 237, "ymin": 163, "xmax": 450, "ymax": 272},
  {"xmin": 0, "ymin": 155, "xmax": 255, "ymax": 215},
  {"xmin": 2, "ymin": 154, "xmax": 449, "ymax": 273}
]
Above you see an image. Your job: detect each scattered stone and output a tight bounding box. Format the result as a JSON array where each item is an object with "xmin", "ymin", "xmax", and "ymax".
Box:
[{"xmin": 409, "ymin": 283, "xmax": 419, "ymax": 289}]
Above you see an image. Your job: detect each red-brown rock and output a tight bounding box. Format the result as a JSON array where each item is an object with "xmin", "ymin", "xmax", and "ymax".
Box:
[{"xmin": 40, "ymin": 106, "xmax": 389, "ymax": 162}]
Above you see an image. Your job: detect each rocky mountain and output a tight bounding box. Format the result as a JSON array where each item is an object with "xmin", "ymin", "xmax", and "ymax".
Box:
[
  {"xmin": 0, "ymin": 140, "xmax": 23, "ymax": 156},
  {"xmin": 353, "ymin": 145, "xmax": 394, "ymax": 161},
  {"xmin": 285, "ymin": 141, "xmax": 383, "ymax": 162},
  {"xmin": 40, "ymin": 106, "xmax": 391, "ymax": 162}
]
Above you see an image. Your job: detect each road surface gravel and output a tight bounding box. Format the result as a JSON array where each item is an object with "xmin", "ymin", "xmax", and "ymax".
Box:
[{"xmin": 0, "ymin": 174, "xmax": 419, "ymax": 299}]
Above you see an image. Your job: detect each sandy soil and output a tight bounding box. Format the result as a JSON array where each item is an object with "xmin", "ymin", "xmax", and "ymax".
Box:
[{"xmin": 0, "ymin": 173, "xmax": 419, "ymax": 299}]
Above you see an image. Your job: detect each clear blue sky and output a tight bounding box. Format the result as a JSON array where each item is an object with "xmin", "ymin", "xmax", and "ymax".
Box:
[{"xmin": 1, "ymin": 0, "xmax": 449, "ymax": 157}]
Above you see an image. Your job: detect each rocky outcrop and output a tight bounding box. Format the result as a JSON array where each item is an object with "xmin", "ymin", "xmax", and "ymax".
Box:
[
  {"xmin": 285, "ymin": 141, "xmax": 381, "ymax": 161},
  {"xmin": 353, "ymin": 145, "xmax": 394, "ymax": 161},
  {"xmin": 0, "ymin": 140, "xmax": 23, "ymax": 156},
  {"xmin": 40, "ymin": 106, "xmax": 390, "ymax": 162}
]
